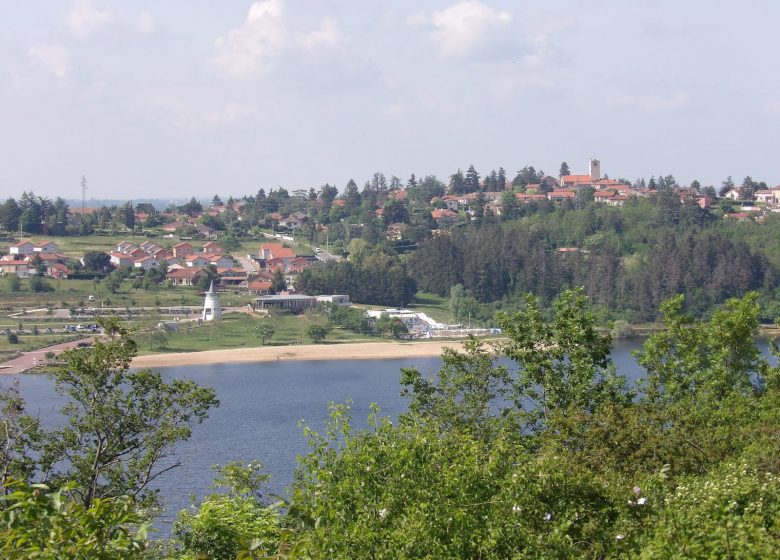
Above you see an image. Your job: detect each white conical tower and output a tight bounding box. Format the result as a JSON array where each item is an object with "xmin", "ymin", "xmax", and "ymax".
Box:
[{"xmin": 201, "ymin": 281, "xmax": 222, "ymax": 321}]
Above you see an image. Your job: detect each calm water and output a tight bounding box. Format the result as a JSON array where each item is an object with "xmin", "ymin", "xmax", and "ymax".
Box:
[{"xmin": 9, "ymin": 338, "xmax": 772, "ymax": 531}]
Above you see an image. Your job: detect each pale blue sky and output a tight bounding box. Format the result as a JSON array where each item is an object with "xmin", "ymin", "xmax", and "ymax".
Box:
[{"xmin": 2, "ymin": 0, "xmax": 779, "ymax": 199}]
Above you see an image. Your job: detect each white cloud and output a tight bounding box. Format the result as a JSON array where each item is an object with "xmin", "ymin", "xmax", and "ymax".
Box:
[
  {"xmin": 428, "ymin": 1, "xmax": 512, "ymax": 58},
  {"xmin": 212, "ymin": 0, "xmax": 287, "ymax": 77},
  {"xmin": 66, "ymin": 0, "xmax": 155, "ymax": 38},
  {"xmin": 136, "ymin": 11, "xmax": 156, "ymax": 34},
  {"xmin": 299, "ymin": 17, "xmax": 345, "ymax": 53},
  {"xmin": 66, "ymin": 0, "xmax": 112, "ymax": 38},
  {"xmin": 490, "ymin": 73, "xmax": 553, "ymax": 98},
  {"xmin": 212, "ymin": 1, "xmax": 367, "ymax": 83},
  {"xmin": 28, "ymin": 44, "xmax": 71, "ymax": 78},
  {"xmin": 607, "ymin": 92, "xmax": 689, "ymax": 113}
]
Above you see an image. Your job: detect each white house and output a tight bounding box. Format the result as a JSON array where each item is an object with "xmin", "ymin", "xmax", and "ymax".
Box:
[
  {"xmin": 133, "ymin": 256, "xmax": 159, "ymax": 271},
  {"xmin": 9, "ymin": 240, "xmax": 35, "ymax": 255},
  {"xmin": 109, "ymin": 252, "xmax": 133, "ymax": 267}
]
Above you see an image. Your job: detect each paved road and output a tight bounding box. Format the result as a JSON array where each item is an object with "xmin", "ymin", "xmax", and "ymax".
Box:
[{"xmin": 0, "ymin": 337, "xmax": 94, "ymax": 375}]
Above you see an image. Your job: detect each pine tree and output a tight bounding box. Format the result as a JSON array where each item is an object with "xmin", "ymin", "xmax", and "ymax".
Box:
[
  {"xmin": 559, "ymin": 162, "xmax": 571, "ymax": 177},
  {"xmin": 465, "ymin": 165, "xmax": 480, "ymax": 193},
  {"xmin": 497, "ymin": 167, "xmax": 507, "ymax": 190}
]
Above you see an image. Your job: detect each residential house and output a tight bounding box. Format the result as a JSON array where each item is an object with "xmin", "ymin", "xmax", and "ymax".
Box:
[
  {"xmin": 431, "ymin": 208, "xmax": 458, "ymax": 225},
  {"xmin": 259, "ymin": 243, "xmax": 296, "ymax": 263},
  {"xmin": 202, "ymin": 241, "xmax": 224, "ymax": 255},
  {"xmin": 217, "ymin": 267, "xmax": 247, "ymax": 287},
  {"xmin": 0, "ymin": 260, "xmax": 32, "ymax": 277},
  {"xmin": 117, "ymin": 241, "xmax": 136, "ymax": 253},
  {"xmin": 161, "ymin": 221, "xmax": 184, "ymax": 233},
  {"xmin": 548, "ymin": 190, "xmax": 576, "ymax": 202},
  {"xmin": 166, "ymin": 268, "xmax": 203, "ymax": 286},
  {"xmin": 47, "ymin": 263, "xmax": 71, "ymax": 278},
  {"xmin": 185, "ymin": 255, "xmax": 211, "ymax": 268},
  {"xmin": 34, "ymin": 241, "xmax": 60, "ymax": 253},
  {"xmin": 207, "ymin": 254, "xmax": 233, "ymax": 269},
  {"xmin": 247, "ymin": 278, "xmax": 273, "ymax": 294},
  {"xmin": 723, "ymin": 188, "xmax": 741, "ymax": 201},
  {"xmin": 9, "ymin": 240, "xmax": 35, "ymax": 255},
  {"xmin": 109, "ymin": 252, "xmax": 133, "ymax": 267},
  {"xmin": 133, "ymin": 256, "xmax": 159, "ymax": 271},
  {"xmin": 515, "ymin": 193, "xmax": 547, "ymax": 204},
  {"xmin": 755, "ymin": 190, "xmax": 775, "ymax": 204},
  {"xmin": 172, "ymin": 242, "xmax": 194, "ymax": 259}
]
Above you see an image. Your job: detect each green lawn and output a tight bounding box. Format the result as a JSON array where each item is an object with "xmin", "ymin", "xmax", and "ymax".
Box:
[
  {"xmin": 408, "ymin": 292, "xmax": 453, "ymax": 324},
  {"xmin": 1, "ymin": 278, "xmax": 255, "ymax": 310},
  {"xmin": 135, "ymin": 312, "xmax": 372, "ymax": 355}
]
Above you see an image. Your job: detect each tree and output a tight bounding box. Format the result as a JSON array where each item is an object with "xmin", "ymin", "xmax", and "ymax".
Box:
[
  {"xmin": 559, "ymin": 162, "xmax": 571, "ymax": 177},
  {"xmin": 304, "ymin": 324, "xmax": 329, "ymax": 343},
  {"xmin": 271, "ymin": 268, "xmax": 286, "ymax": 294},
  {"xmin": 500, "ymin": 191, "xmax": 519, "ymax": 221},
  {"xmin": 41, "ymin": 322, "xmax": 218, "ymax": 507},
  {"xmin": 497, "ymin": 167, "xmax": 507, "ymax": 190},
  {"xmin": 464, "ymin": 165, "xmax": 480, "ymax": 192},
  {"xmin": 254, "ymin": 322, "xmax": 276, "ymax": 345},
  {"xmin": 0, "ymin": 381, "xmax": 42, "ymax": 488},
  {"xmin": 173, "ymin": 461, "xmax": 281, "ymax": 560},
  {"xmin": 497, "ymin": 288, "xmax": 629, "ymax": 428},
  {"xmin": 0, "ymin": 198, "xmax": 21, "ymax": 233},
  {"xmin": 719, "ymin": 175, "xmax": 735, "ymax": 197},
  {"xmin": 0, "ymin": 480, "xmax": 150, "ymax": 559},
  {"xmin": 5, "ymin": 275, "xmax": 20, "ymax": 293},
  {"xmin": 82, "ymin": 251, "xmax": 112, "ymax": 272},
  {"xmin": 123, "ymin": 203, "xmax": 135, "ymax": 230},
  {"xmin": 29, "ymin": 275, "xmax": 52, "ymax": 293},
  {"xmin": 374, "ymin": 315, "xmax": 408, "ymax": 339}
]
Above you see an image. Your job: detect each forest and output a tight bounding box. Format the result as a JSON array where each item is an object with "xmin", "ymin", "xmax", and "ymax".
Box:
[
  {"xmin": 407, "ymin": 194, "xmax": 780, "ymax": 323},
  {"xmin": 1, "ymin": 291, "xmax": 779, "ymax": 558}
]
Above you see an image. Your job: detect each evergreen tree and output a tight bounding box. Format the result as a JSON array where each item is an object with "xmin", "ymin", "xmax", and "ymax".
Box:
[
  {"xmin": 465, "ymin": 165, "xmax": 481, "ymax": 193},
  {"xmin": 559, "ymin": 161, "xmax": 571, "ymax": 177},
  {"xmin": 448, "ymin": 170, "xmax": 465, "ymax": 195},
  {"xmin": 497, "ymin": 167, "xmax": 507, "ymax": 190}
]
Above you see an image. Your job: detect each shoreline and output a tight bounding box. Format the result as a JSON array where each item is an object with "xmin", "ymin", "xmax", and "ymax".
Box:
[{"xmin": 130, "ymin": 340, "xmax": 465, "ymax": 369}]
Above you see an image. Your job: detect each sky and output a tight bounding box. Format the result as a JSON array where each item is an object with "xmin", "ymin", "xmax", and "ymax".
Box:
[{"xmin": 2, "ymin": 0, "xmax": 780, "ymax": 200}]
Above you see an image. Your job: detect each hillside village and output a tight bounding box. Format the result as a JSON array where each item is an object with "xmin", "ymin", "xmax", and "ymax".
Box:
[{"xmin": 2, "ymin": 159, "xmax": 780, "ymax": 313}]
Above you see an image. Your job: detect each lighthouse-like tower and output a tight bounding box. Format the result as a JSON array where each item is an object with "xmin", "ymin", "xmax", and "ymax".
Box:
[{"xmin": 201, "ymin": 281, "xmax": 222, "ymax": 321}]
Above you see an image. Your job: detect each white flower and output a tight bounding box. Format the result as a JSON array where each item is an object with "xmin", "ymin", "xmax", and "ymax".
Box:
[
  {"xmin": 512, "ymin": 505, "xmax": 521, "ymax": 513},
  {"xmin": 616, "ymin": 534, "xmax": 625, "ymax": 541},
  {"xmin": 627, "ymin": 500, "xmax": 635, "ymax": 507},
  {"xmin": 544, "ymin": 512, "xmax": 552, "ymax": 521},
  {"xmin": 637, "ymin": 497, "xmax": 647, "ymax": 506},
  {"xmin": 633, "ymin": 486, "xmax": 641, "ymax": 496},
  {"xmin": 378, "ymin": 508, "xmax": 388, "ymax": 519}
]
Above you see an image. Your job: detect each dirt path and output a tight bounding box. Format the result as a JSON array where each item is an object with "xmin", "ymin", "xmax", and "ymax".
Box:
[{"xmin": 0, "ymin": 338, "xmax": 93, "ymax": 375}]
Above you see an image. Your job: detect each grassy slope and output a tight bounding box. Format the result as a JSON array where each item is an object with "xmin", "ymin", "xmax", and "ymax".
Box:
[{"xmin": 135, "ymin": 312, "xmax": 371, "ymax": 355}]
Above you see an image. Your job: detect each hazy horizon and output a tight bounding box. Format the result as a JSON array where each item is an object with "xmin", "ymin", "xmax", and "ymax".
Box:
[{"xmin": 3, "ymin": 1, "xmax": 780, "ymax": 199}]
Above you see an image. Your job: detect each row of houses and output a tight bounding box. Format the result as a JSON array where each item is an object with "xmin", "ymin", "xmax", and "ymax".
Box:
[{"xmin": 110, "ymin": 240, "xmax": 233, "ymax": 271}]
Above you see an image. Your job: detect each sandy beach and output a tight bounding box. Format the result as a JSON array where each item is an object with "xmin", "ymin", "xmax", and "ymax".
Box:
[{"xmin": 130, "ymin": 340, "xmax": 465, "ymax": 369}]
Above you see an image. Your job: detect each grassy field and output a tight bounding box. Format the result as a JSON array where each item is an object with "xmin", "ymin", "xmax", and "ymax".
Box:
[
  {"xmin": 135, "ymin": 312, "xmax": 371, "ymax": 355},
  {"xmin": 0, "ymin": 277, "xmax": 255, "ymax": 310},
  {"xmin": 408, "ymin": 292, "xmax": 453, "ymax": 323},
  {"xmin": 0, "ymin": 333, "xmax": 85, "ymax": 361}
]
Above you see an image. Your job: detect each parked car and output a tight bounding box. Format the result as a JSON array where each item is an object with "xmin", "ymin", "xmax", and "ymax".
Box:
[{"xmin": 76, "ymin": 341, "xmax": 92, "ymax": 348}]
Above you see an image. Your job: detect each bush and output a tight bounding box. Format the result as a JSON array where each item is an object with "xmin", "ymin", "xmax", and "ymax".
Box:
[{"xmin": 6, "ymin": 332, "xmax": 19, "ymax": 344}]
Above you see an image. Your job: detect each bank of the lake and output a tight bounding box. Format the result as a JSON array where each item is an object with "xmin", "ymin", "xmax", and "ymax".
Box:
[{"xmin": 130, "ymin": 339, "xmax": 466, "ymax": 368}]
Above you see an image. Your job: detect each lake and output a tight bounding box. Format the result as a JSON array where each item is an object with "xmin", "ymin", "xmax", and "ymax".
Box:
[{"xmin": 9, "ymin": 338, "xmax": 771, "ymax": 531}]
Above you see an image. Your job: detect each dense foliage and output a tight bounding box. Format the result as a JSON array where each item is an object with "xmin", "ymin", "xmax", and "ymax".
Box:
[
  {"xmin": 408, "ymin": 198, "xmax": 780, "ymax": 321},
  {"xmin": 2, "ymin": 291, "xmax": 779, "ymax": 558}
]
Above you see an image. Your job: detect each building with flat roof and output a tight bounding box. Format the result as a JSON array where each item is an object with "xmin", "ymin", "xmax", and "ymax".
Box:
[{"xmin": 252, "ymin": 294, "xmax": 317, "ymax": 312}]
